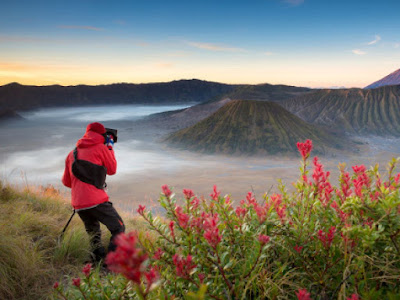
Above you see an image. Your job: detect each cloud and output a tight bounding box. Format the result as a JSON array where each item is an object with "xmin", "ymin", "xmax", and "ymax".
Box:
[
  {"xmin": 264, "ymin": 52, "xmax": 274, "ymax": 56},
  {"xmin": 187, "ymin": 41, "xmax": 245, "ymax": 52},
  {"xmin": 282, "ymin": 0, "xmax": 304, "ymax": 6},
  {"xmin": 58, "ymin": 25, "xmax": 104, "ymax": 31},
  {"xmin": 367, "ymin": 35, "xmax": 381, "ymax": 45},
  {"xmin": 395, "ymin": 43, "xmax": 400, "ymax": 48},
  {"xmin": 352, "ymin": 49, "xmax": 367, "ymax": 55}
]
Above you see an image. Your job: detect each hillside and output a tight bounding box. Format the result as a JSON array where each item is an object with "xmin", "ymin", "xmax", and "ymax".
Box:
[
  {"xmin": 365, "ymin": 68, "xmax": 400, "ymax": 89},
  {"xmin": 281, "ymin": 85, "xmax": 400, "ymax": 136},
  {"xmin": 0, "ymin": 80, "xmax": 235, "ymax": 113},
  {"xmin": 165, "ymin": 100, "xmax": 346, "ymax": 155}
]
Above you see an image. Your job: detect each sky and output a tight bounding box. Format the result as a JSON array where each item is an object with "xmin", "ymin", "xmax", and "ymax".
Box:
[{"xmin": 0, "ymin": 0, "xmax": 399, "ymax": 88}]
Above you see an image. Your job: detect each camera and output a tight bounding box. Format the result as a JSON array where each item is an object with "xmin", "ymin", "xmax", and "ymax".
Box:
[{"xmin": 104, "ymin": 128, "xmax": 118, "ymax": 143}]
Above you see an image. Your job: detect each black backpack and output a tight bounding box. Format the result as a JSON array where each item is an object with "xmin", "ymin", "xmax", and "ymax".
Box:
[{"xmin": 71, "ymin": 147, "xmax": 107, "ymax": 189}]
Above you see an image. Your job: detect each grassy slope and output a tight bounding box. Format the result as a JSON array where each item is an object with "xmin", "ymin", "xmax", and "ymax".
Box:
[
  {"xmin": 165, "ymin": 100, "xmax": 346, "ymax": 155},
  {"xmin": 281, "ymin": 85, "xmax": 400, "ymax": 135},
  {"xmin": 0, "ymin": 182, "xmax": 146, "ymax": 300}
]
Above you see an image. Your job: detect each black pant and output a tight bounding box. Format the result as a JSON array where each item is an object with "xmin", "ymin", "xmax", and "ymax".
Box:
[{"xmin": 77, "ymin": 201, "xmax": 125, "ymax": 262}]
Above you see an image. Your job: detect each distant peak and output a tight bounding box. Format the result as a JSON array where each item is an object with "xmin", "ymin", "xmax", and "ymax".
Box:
[{"xmin": 365, "ymin": 68, "xmax": 400, "ymax": 89}]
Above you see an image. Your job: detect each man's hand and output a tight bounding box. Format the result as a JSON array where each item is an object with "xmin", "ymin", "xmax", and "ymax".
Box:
[{"xmin": 106, "ymin": 135, "xmax": 114, "ymax": 150}]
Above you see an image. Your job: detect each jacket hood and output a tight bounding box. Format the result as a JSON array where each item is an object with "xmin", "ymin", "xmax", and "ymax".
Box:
[{"xmin": 76, "ymin": 130, "xmax": 105, "ymax": 148}]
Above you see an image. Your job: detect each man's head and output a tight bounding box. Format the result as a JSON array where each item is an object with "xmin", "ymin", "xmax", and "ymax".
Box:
[{"xmin": 86, "ymin": 122, "xmax": 106, "ymax": 135}]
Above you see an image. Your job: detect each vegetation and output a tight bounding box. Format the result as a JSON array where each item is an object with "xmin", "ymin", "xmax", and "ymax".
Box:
[
  {"xmin": 0, "ymin": 182, "xmax": 148, "ymax": 299},
  {"xmin": 56, "ymin": 140, "xmax": 400, "ymax": 299},
  {"xmin": 166, "ymin": 100, "xmax": 347, "ymax": 155},
  {"xmin": 282, "ymin": 85, "xmax": 400, "ymax": 136}
]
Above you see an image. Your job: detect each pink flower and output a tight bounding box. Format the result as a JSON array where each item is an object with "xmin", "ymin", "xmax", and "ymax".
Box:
[
  {"xmin": 82, "ymin": 263, "xmax": 92, "ymax": 277},
  {"xmin": 105, "ymin": 232, "xmax": 148, "ymax": 284},
  {"xmin": 183, "ymin": 189, "xmax": 195, "ymax": 200},
  {"xmin": 72, "ymin": 277, "xmax": 81, "ymax": 287},
  {"xmin": 162, "ymin": 185, "xmax": 172, "ymax": 198},
  {"xmin": 137, "ymin": 205, "xmax": 146, "ymax": 215},
  {"xmin": 297, "ymin": 139, "xmax": 313, "ymax": 160},
  {"xmin": 347, "ymin": 294, "xmax": 360, "ymax": 300},
  {"xmin": 210, "ymin": 185, "xmax": 220, "ymax": 201},
  {"xmin": 53, "ymin": 281, "xmax": 59, "ymax": 289},
  {"xmin": 204, "ymin": 227, "xmax": 222, "ymax": 249},
  {"xmin": 312, "ymin": 157, "xmax": 333, "ymax": 206},
  {"xmin": 296, "ymin": 288, "xmax": 312, "ymax": 300},
  {"xmin": 173, "ymin": 254, "xmax": 197, "ymax": 279},
  {"xmin": 258, "ymin": 234, "xmax": 270, "ymax": 245},
  {"xmin": 198, "ymin": 273, "xmax": 206, "ymax": 283},
  {"xmin": 175, "ymin": 205, "xmax": 190, "ymax": 229},
  {"xmin": 294, "ymin": 245, "xmax": 303, "ymax": 253},
  {"xmin": 153, "ymin": 248, "xmax": 164, "ymax": 260}
]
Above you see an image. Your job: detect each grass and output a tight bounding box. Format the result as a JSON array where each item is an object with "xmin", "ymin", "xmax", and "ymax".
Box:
[{"xmin": 0, "ymin": 181, "xmax": 147, "ymax": 299}]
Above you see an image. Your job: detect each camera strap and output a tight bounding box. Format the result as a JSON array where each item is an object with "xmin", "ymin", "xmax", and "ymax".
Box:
[{"xmin": 72, "ymin": 147, "xmax": 107, "ymax": 189}]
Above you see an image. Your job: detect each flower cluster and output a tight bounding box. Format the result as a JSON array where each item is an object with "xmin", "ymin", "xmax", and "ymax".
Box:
[
  {"xmin": 172, "ymin": 254, "xmax": 197, "ymax": 279},
  {"xmin": 106, "ymin": 232, "xmax": 150, "ymax": 284}
]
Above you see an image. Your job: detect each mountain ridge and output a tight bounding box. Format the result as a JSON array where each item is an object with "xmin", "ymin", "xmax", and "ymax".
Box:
[{"xmin": 281, "ymin": 85, "xmax": 400, "ymax": 136}]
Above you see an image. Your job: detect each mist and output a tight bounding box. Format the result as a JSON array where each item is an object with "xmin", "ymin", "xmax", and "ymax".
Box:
[{"xmin": 1, "ymin": 104, "xmax": 399, "ymax": 214}]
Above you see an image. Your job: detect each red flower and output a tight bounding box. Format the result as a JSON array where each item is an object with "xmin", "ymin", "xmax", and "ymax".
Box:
[
  {"xmin": 258, "ymin": 234, "xmax": 270, "ymax": 245},
  {"xmin": 296, "ymin": 288, "xmax": 312, "ymax": 300},
  {"xmin": 72, "ymin": 277, "xmax": 81, "ymax": 287},
  {"xmin": 210, "ymin": 185, "xmax": 220, "ymax": 201},
  {"xmin": 105, "ymin": 232, "xmax": 148, "ymax": 284},
  {"xmin": 317, "ymin": 226, "xmax": 336, "ymax": 249},
  {"xmin": 276, "ymin": 204, "xmax": 287, "ymax": 224},
  {"xmin": 82, "ymin": 263, "xmax": 92, "ymax": 277},
  {"xmin": 175, "ymin": 205, "xmax": 190, "ymax": 229},
  {"xmin": 294, "ymin": 245, "xmax": 303, "ymax": 253},
  {"xmin": 137, "ymin": 205, "xmax": 146, "ymax": 215},
  {"xmin": 312, "ymin": 157, "xmax": 333, "ymax": 206},
  {"xmin": 162, "ymin": 185, "xmax": 172, "ymax": 198},
  {"xmin": 352, "ymin": 165, "xmax": 366, "ymax": 174},
  {"xmin": 254, "ymin": 204, "xmax": 267, "ymax": 224},
  {"xmin": 296, "ymin": 139, "xmax": 313, "ymax": 160},
  {"xmin": 53, "ymin": 281, "xmax": 59, "ymax": 289},
  {"xmin": 169, "ymin": 221, "xmax": 175, "ymax": 238},
  {"xmin": 198, "ymin": 273, "xmax": 206, "ymax": 283},
  {"xmin": 153, "ymin": 248, "xmax": 164, "ymax": 260},
  {"xmin": 204, "ymin": 226, "xmax": 222, "ymax": 249},
  {"xmin": 347, "ymin": 294, "xmax": 360, "ymax": 300},
  {"xmin": 173, "ymin": 254, "xmax": 197, "ymax": 279},
  {"xmin": 183, "ymin": 188, "xmax": 195, "ymax": 200},
  {"xmin": 246, "ymin": 192, "xmax": 256, "ymax": 205},
  {"xmin": 144, "ymin": 267, "xmax": 158, "ymax": 289},
  {"xmin": 235, "ymin": 206, "xmax": 247, "ymax": 218},
  {"xmin": 190, "ymin": 197, "xmax": 200, "ymax": 209}
]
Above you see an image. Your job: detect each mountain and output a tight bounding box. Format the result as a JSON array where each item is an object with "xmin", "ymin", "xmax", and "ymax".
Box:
[
  {"xmin": 281, "ymin": 85, "xmax": 400, "ymax": 136},
  {"xmin": 0, "ymin": 80, "xmax": 235, "ymax": 113},
  {"xmin": 365, "ymin": 68, "xmax": 400, "ymax": 89},
  {"xmin": 165, "ymin": 100, "xmax": 346, "ymax": 155},
  {"xmin": 224, "ymin": 84, "xmax": 311, "ymax": 102}
]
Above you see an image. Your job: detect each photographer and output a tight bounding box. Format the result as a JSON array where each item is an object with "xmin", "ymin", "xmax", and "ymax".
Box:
[{"xmin": 62, "ymin": 122, "xmax": 125, "ymax": 264}]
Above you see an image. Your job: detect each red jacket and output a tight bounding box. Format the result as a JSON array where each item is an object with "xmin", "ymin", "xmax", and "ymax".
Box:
[{"xmin": 62, "ymin": 130, "xmax": 117, "ymax": 210}]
